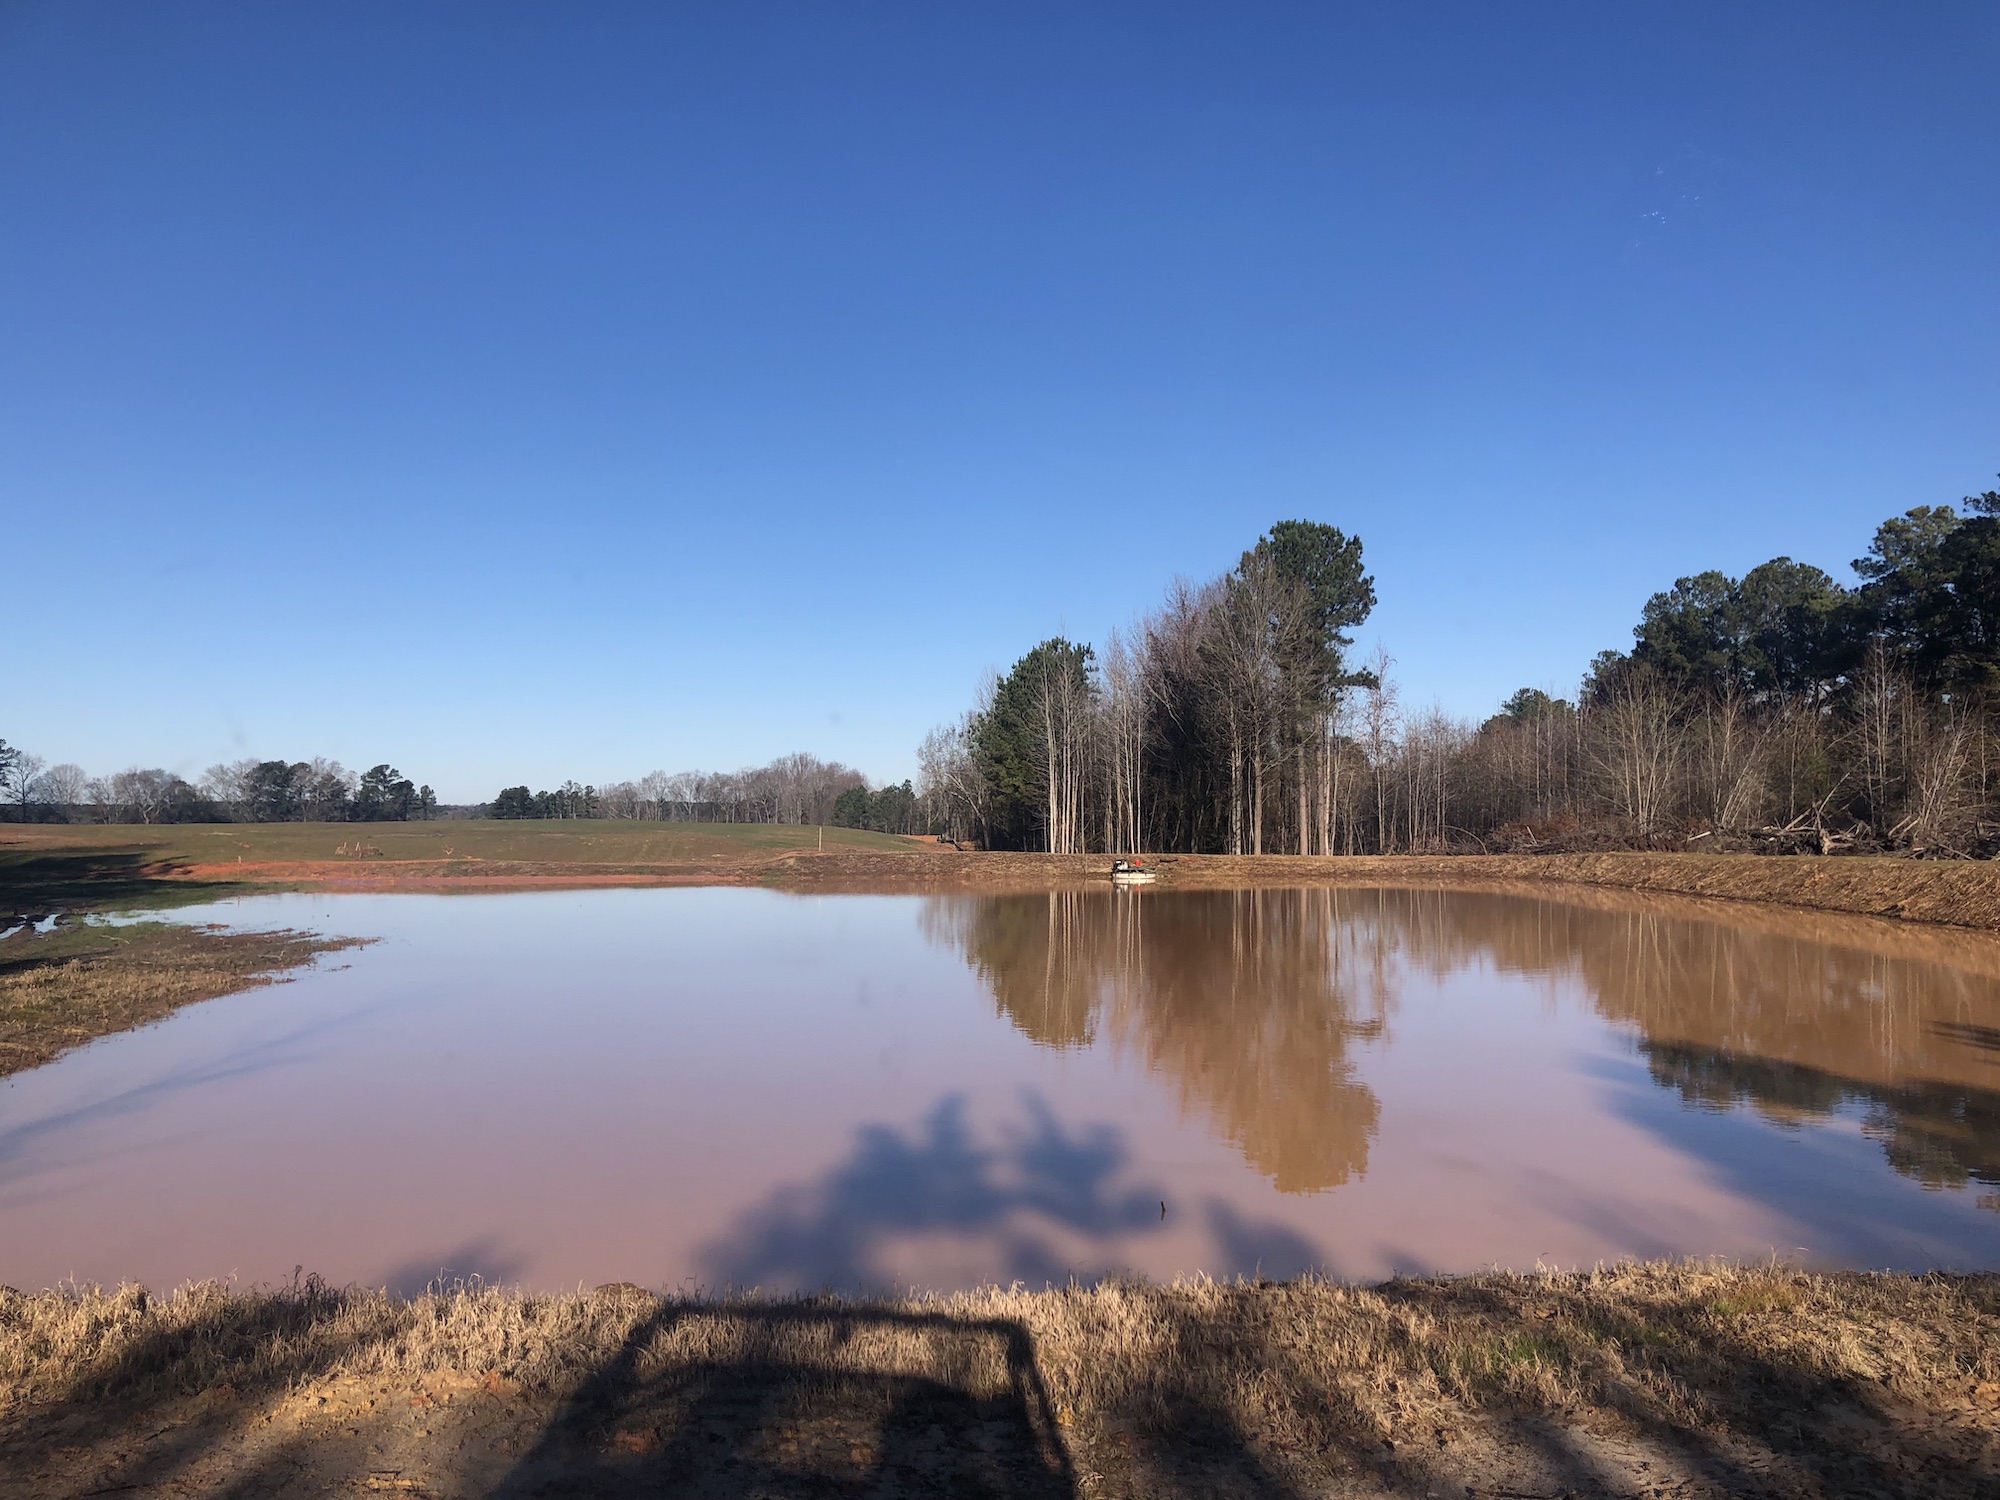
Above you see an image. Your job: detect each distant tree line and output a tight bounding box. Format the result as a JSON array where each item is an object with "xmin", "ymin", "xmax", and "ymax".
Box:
[
  {"xmin": 0, "ymin": 749, "xmax": 436, "ymax": 824},
  {"xmin": 490, "ymin": 781, "xmax": 601, "ymax": 820},
  {"xmin": 1445, "ymin": 480, "xmax": 2000, "ymax": 856},
  {"xmin": 919, "ymin": 481, "xmax": 2000, "ymax": 857},
  {"xmin": 488, "ymin": 753, "xmax": 897, "ymax": 826}
]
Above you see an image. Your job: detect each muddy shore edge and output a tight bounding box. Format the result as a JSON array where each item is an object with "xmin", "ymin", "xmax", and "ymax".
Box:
[
  {"xmin": 9, "ymin": 823, "xmax": 2000, "ymax": 931},
  {"xmin": 150, "ymin": 848, "xmax": 2000, "ymax": 934}
]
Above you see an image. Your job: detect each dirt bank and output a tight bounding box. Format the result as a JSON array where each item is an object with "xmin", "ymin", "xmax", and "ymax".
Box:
[
  {"xmin": 11, "ymin": 823, "xmax": 2000, "ymax": 931},
  {"xmin": 2, "ymin": 1263, "xmax": 1994, "ymax": 1499},
  {"xmin": 771, "ymin": 848, "xmax": 2000, "ymax": 932},
  {"xmin": 126, "ymin": 848, "xmax": 2000, "ymax": 932}
]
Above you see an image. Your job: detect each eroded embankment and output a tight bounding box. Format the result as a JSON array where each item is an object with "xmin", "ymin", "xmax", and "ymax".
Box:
[{"xmin": 2, "ymin": 1264, "xmax": 1995, "ymax": 1500}]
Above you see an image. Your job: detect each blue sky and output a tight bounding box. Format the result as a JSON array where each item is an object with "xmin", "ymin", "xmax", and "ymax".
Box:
[{"xmin": 6, "ymin": 2, "xmax": 1997, "ymax": 800}]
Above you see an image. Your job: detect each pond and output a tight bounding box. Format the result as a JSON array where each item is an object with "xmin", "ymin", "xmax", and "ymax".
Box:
[{"xmin": 3, "ymin": 884, "xmax": 1997, "ymax": 1295}]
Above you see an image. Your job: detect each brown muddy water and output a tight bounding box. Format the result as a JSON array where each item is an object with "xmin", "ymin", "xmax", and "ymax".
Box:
[{"xmin": 2, "ymin": 886, "xmax": 1997, "ymax": 1295}]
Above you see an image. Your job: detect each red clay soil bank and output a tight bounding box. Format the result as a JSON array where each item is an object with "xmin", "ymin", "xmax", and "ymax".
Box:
[{"xmin": 169, "ymin": 860, "xmax": 738, "ymax": 892}]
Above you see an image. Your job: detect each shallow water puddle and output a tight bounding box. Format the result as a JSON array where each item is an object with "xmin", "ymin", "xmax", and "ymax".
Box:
[{"xmin": 2, "ymin": 884, "xmax": 1996, "ymax": 1293}]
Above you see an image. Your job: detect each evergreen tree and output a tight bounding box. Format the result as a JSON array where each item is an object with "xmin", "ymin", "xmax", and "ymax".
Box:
[{"xmin": 490, "ymin": 785, "xmax": 536, "ymax": 819}]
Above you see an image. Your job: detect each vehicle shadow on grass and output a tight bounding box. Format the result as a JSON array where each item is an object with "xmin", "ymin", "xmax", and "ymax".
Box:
[
  {"xmin": 487, "ymin": 1296, "xmax": 1083, "ymax": 1499},
  {"xmin": 0, "ymin": 1286, "xmax": 1090, "ymax": 1500}
]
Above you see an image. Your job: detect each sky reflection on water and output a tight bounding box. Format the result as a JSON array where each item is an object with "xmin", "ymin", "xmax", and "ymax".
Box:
[{"xmin": 1, "ymin": 885, "xmax": 1996, "ymax": 1294}]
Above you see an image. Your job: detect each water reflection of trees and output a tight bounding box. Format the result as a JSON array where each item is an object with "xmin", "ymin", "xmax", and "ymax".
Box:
[
  {"xmin": 923, "ymin": 889, "xmax": 1395, "ymax": 1193},
  {"xmin": 1446, "ymin": 892, "xmax": 2000, "ymax": 1198},
  {"xmin": 926, "ymin": 886, "xmax": 2000, "ymax": 1206}
]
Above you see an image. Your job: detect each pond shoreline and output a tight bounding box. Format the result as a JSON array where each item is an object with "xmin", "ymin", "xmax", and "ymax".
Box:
[
  {"xmin": 174, "ymin": 848, "xmax": 2000, "ymax": 938},
  {"xmin": 3, "ymin": 1263, "xmax": 1995, "ymax": 1499},
  {"xmin": 772, "ymin": 848, "xmax": 2000, "ymax": 932},
  {"xmin": 9, "ymin": 821, "xmax": 2000, "ymax": 930},
  {"xmin": 7, "ymin": 828, "xmax": 2000, "ymax": 1105}
]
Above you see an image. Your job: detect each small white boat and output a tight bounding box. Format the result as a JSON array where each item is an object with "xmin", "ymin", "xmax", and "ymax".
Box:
[{"xmin": 1110, "ymin": 859, "xmax": 1157, "ymax": 885}]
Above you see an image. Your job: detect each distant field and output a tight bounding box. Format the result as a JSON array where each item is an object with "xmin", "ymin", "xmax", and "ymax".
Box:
[
  {"xmin": 0, "ymin": 819, "xmax": 920, "ymax": 871},
  {"xmin": 0, "ymin": 820, "xmax": 929, "ymax": 915}
]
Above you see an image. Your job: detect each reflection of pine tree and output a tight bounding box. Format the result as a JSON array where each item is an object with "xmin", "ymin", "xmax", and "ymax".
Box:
[
  {"xmin": 1644, "ymin": 1042, "xmax": 2000, "ymax": 1195},
  {"xmin": 1395, "ymin": 887, "xmax": 2000, "ymax": 1206}
]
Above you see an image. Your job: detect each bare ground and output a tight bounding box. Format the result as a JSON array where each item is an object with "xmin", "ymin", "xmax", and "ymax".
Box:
[{"xmin": 2, "ymin": 1263, "xmax": 1995, "ymax": 1499}]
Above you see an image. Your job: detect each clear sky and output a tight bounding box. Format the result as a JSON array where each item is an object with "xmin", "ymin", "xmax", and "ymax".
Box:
[{"xmin": 6, "ymin": 2, "xmax": 1997, "ymax": 800}]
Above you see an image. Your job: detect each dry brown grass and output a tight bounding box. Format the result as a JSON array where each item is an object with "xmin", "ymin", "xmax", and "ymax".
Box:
[
  {"xmin": 2, "ymin": 1264, "xmax": 1995, "ymax": 1498},
  {"xmin": 0, "ymin": 922, "xmax": 365, "ymax": 1076}
]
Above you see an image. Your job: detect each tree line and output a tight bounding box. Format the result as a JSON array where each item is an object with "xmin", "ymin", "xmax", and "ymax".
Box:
[
  {"xmin": 830, "ymin": 779, "xmax": 920, "ymax": 834},
  {"xmin": 0, "ymin": 749, "xmax": 435, "ymax": 824},
  {"xmin": 489, "ymin": 753, "xmax": 921, "ymax": 830},
  {"xmin": 919, "ymin": 480, "xmax": 2000, "ymax": 857},
  {"xmin": 920, "ymin": 519, "xmax": 1380, "ymax": 854}
]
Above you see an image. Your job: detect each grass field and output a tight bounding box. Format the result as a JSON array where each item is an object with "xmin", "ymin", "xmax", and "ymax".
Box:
[
  {"xmin": 3, "ymin": 1263, "xmax": 1995, "ymax": 1499},
  {"xmin": 0, "ymin": 818, "xmax": 919, "ymax": 882}
]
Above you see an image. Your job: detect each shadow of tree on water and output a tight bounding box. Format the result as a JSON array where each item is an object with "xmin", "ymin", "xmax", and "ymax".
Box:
[
  {"xmin": 697, "ymin": 1094, "xmax": 1170, "ymax": 1293},
  {"xmin": 375, "ymin": 1237, "xmax": 532, "ymax": 1300}
]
